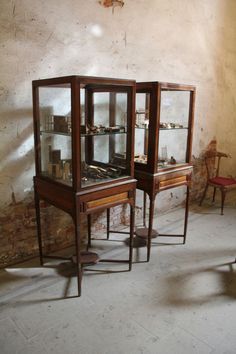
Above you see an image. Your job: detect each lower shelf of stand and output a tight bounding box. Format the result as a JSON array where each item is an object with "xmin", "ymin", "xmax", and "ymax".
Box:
[
  {"xmin": 72, "ymin": 251, "xmax": 99, "ymax": 265},
  {"xmin": 135, "ymin": 227, "xmax": 158, "ymax": 239}
]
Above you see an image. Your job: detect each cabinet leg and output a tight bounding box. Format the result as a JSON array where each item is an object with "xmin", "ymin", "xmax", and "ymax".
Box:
[
  {"xmin": 183, "ymin": 186, "xmax": 190, "ymax": 244},
  {"xmin": 87, "ymin": 214, "xmax": 91, "ymax": 250},
  {"xmin": 147, "ymin": 196, "xmax": 155, "ymax": 262},
  {"xmin": 129, "ymin": 204, "xmax": 134, "ymax": 271},
  {"xmin": 143, "ymin": 192, "xmax": 147, "ymax": 227},
  {"xmin": 74, "ymin": 211, "xmax": 82, "ymax": 297},
  {"xmin": 107, "ymin": 209, "xmax": 110, "ymax": 240},
  {"xmin": 34, "ymin": 191, "xmax": 44, "ymax": 266}
]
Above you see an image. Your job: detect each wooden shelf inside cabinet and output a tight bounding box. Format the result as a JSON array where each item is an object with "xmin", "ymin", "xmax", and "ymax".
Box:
[
  {"xmin": 32, "ymin": 75, "xmax": 136, "ymax": 297},
  {"xmin": 134, "ymin": 81, "xmax": 196, "ymax": 262}
]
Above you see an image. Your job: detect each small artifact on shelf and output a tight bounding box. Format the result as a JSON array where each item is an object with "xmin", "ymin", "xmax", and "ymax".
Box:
[
  {"xmin": 136, "ymin": 109, "xmax": 149, "ymax": 128},
  {"xmin": 54, "ymin": 115, "xmax": 71, "ymax": 133},
  {"xmin": 86, "ymin": 124, "xmax": 125, "ymax": 135},
  {"xmin": 160, "ymin": 122, "xmax": 183, "ymax": 129},
  {"xmin": 51, "ymin": 149, "xmax": 61, "ymax": 164},
  {"xmin": 174, "ymin": 123, "xmax": 184, "ymax": 129},
  {"xmin": 87, "ymin": 124, "xmax": 100, "ymax": 134},
  {"xmin": 47, "ymin": 147, "xmax": 72, "ymax": 181},
  {"xmin": 134, "ymin": 154, "xmax": 147, "ymax": 164},
  {"xmin": 158, "ymin": 159, "xmax": 168, "ymax": 167},
  {"xmin": 81, "ymin": 162, "xmax": 121, "ymax": 181},
  {"xmin": 169, "ymin": 156, "xmax": 176, "ymax": 164},
  {"xmin": 48, "ymin": 163, "xmax": 62, "ymax": 178},
  {"xmin": 80, "ymin": 125, "xmax": 87, "ymax": 134},
  {"xmin": 111, "ymin": 152, "xmax": 126, "ymax": 167},
  {"xmin": 104, "ymin": 126, "xmax": 123, "ymax": 133},
  {"xmin": 45, "ymin": 115, "xmax": 71, "ymax": 133}
]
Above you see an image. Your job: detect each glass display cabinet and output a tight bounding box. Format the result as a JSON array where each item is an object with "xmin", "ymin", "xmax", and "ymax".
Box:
[
  {"xmin": 134, "ymin": 82, "xmax": 196, "ymax": 261},
  {"xmin": 32, "ymin": 75, "xmax": 136, "ymax": 296}
]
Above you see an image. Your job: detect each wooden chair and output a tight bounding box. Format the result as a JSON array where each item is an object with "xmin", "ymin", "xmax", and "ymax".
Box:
[{"xmin": 199, "ymin": 151, "xmax": 236, "ymax": 215}]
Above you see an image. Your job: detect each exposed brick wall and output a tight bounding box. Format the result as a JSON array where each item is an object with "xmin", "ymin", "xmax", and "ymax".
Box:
[
  {"xmin": 190, "ymin": 139, "xmax": 217, "ymax": 201},
  {"xmin": 0, "ymin": 192, "xmax": 140, "ymax": 268}
]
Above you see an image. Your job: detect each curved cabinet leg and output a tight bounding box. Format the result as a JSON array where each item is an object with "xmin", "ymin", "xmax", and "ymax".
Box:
[
  {"xmin": 74, "ymin": 204, "xmax": 82, "ymax": 297},
  {"xmin": 129, "ymin": 203, "xmax": 135, "ymax": 271},
  {"xmin": 183, "ymin": 186, "xmax": 190, "ymax": 244},
  {"xmin": 143, "ymin": 191, "xmax": 147, "ymax": 227},
  {"xmin": 147, "ymin": 196, "xmax": 155, "ymax": 262},
  {"xmin": 34, "ymin": 190, "xmax": 44, "ymax": 266},
  {"xmin": 87, "ymin": 214, "xmax": 91, "ymax": 250}
]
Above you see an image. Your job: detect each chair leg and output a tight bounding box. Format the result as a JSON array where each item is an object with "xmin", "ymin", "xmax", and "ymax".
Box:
[
  {"xmin": 212, "ymin": 187, "xmax": 216, "ymax": 203},
  {"xmin": 199, "ymin": 184, "xmax": 208, "ymax": 206},
  {"xmin": 220, "ymin": 189, "xmax": 226, "ymax": 215}
]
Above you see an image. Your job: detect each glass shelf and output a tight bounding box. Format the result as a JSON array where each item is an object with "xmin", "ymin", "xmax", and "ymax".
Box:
[
  {"xmin": 159, "ymin": 127, "xmax": 188, "ymax": 130},
  {"xmin": 40, "ymin": 130, "xmax": 71, "ymax": 136},
  {"xmin": 81, "ymin": 131, "xmax": 126, "ymax": 137},
  {"xmin": 40, "ymin": 130, "xmax": 127, "ymax": 137}
]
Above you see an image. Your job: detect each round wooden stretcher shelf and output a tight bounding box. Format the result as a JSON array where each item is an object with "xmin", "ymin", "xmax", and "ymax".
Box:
[
  {"xmin": 135, "ymin": 227, "xmax": 158, "ymax": 239},
  {"xmin": 72, "ymin": 251, "xmax": 99, "ymax": 265}
]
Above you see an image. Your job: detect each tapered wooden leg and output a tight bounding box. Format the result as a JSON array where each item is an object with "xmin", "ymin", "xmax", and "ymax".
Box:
[
  {"xmin": 199, "ymin": 184, "xmax": 208, "ymax": 206},
  {"xmin": 107, "ymin": 209, "xmax": 110, "ymax": 240},
  {"xmin": 183, "ymin": 186, "xmax": 190, "ymax": 244},
  {"xmin": 129, "ymin": 204, "xmax": 135, "ymax": 271},
  {"xmin": 143, "ymin": 192, "xmax": 147, "ymax": 227},
  {"xmin": 74, "ymin": 205, "xmax": 82, "ymax": 297},
  {"xmin": 87, "ymin": 214, "xmax": 91, "ymax": 249},
  {"xmin": 147, "ymin": 196, "xmax": 155, "ymax": 262},
  {"xmin": 34, "ymin": 190, "xmax": 43, "ymax": 266},
  {"xmin": 221, "ymin": 189, "xmax": 226, "ymax": 215},
  {"xmin": 212, "ymin": 187, "xmax": 216, "ymax": 203}
]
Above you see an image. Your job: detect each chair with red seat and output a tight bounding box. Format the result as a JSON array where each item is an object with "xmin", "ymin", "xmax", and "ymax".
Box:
[{"xmin": 199, "ymin": 151, "xmax": 236, "ymax": 215}]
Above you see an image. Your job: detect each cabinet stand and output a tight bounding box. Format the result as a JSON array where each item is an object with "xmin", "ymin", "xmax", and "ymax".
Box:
[{"xmin": 34, "ymin": 177, "xmax": 136, "ymax": 297}]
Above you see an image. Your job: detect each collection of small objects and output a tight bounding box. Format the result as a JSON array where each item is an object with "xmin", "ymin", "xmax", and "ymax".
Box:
[
  {"xmin": 44, "ymin": 112, "xmax": 182, "ymax": 182},
  {"xmin": 45, "ymin": 114, "xmax": 126, "ymax": 135},
  {"xmin": 44, "ymin": 115, "xmax": 124, "ymax": 183},
  {"xmin": 81, "ymin": 124, "xmax": 126, "ymax": 135},
  {"xmin": 81, "ymin": 162, "xmax": 122, "ymax": 182},
  {"xmin": 159, "ymin": 122, "xmax": 184, "ymax": 129}
]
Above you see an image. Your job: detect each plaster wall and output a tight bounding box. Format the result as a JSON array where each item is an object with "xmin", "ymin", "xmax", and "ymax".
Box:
[{"xmin": 0, "ymin": 0, "xmax": 236, "ymax": 265}]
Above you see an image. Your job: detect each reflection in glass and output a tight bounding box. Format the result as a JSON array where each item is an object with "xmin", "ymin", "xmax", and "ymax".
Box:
[
  {"xmin": 158, "ymin": 90, "xmax": 190, "ymax": 170},
  {"xmin": 81, "ymin": 90, "xmax": 129, "ymax": 187},
  {"xmin": 38, "ymin": 85, "xmax": 72, "ymax": 186},
  {"xmin": 134, "ymin": 93, "xmax": 150, "ymax": 164}
]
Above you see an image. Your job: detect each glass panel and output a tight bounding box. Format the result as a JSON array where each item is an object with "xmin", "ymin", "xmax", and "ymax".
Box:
[
  {"xmin": 38, "ymin": 85, "xmax": 72, "ymax": 186},
  {"xmin": 158, "ymin": 90, "xmax": 190, "ymax": 169},
  {"xmin": 134, "ymin": 93, "xmax": 150, "ymax": 164},
  {"xmin": 81, "ymin": 90, "xmax": 128, "ymax": 188}
]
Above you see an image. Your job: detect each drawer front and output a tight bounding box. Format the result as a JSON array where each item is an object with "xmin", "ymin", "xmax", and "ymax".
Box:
[
  {"xmin": 85, "ymin": 192, "xmax": 129, "ymax": 212},
  {"xmin": 159, "ymin": 175, "xmax": 187, "ymax": 189}
]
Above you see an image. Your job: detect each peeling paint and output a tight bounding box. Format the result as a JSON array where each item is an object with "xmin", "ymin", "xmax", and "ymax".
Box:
[{"xmin": 99, "ymin": 0, "xmax": 124, "ymax": 9}]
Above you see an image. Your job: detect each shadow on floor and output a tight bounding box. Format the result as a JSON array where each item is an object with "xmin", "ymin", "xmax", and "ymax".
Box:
[{"xmin": 161, "ymin": 259, "xmax": 236, "ymax": 307}]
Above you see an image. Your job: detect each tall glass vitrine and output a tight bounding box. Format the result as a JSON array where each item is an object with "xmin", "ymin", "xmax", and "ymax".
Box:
[
  {"xmin": 33, "ymin": 76, "xmax": 136, "ymax": 296},
  {"xmin": 134, "ymin": 82, "xmax": 196, "ymax": 261}
]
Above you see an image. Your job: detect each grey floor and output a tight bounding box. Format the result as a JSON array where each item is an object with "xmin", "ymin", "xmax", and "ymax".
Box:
[{"xmin": 0, "ymin": 202, "xmax": 236, "ymax": 354}]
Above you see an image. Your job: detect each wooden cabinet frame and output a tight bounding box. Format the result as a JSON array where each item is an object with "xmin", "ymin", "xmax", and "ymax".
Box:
[
  {"xmin": 134, "ymin": 82, "xmax": 196, "ymax": 261},
  {"xmin": 32, "ymin": 76, "xmax": 136, "ymax": 297}
]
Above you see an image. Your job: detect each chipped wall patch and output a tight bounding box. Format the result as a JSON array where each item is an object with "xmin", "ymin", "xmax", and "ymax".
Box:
[{"xmin": 99, "ymin": 0, "xmax": 124, "ymax": 9}]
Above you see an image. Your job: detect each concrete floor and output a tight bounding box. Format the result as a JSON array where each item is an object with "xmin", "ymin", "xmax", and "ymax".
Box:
[{"xmin": 0, "ymin": 202, "xmax": 236, "ymax": 354}]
